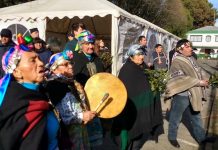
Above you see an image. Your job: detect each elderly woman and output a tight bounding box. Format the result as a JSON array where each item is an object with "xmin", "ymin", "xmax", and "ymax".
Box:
[
  {"xmin": 112, "ymin": 44, "xmax": 164, "ymax": 150},
  {"xmin": 45, "ymin": 50, "xmax": 97, "ymax": 150},
  {"xmin": 0, "ymin": 40, "xmax": 58, "ymax": 150}
]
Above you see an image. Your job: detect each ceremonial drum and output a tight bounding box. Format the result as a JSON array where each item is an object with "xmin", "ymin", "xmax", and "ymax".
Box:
[{"xmin": 84, "ymin": 73, "xmax": 127, "ymax": 118}]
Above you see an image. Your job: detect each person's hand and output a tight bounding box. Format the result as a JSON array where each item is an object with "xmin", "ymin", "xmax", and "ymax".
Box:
[
  {"xmin": 199, "ymin": 80, "xmax": 209, "ymax": 87},
  {"xmin": 147, "ymin": 63, "xmax": 152, "ymax": 67},
  {"xmin": 82, "ymin": 111, "xmax": 96, "ymax": 124}
]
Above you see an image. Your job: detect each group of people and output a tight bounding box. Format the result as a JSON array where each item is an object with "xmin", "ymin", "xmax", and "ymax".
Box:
[
  {"xmin": 137, "ymin": 35, "xmax": 168, "ymax": 70},
  {"xmin": 0, "ymin": 21, "xmax": 215, "ymax": 150}
]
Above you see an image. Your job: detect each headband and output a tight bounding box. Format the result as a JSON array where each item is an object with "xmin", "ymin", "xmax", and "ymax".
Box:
[
  {"xmin": 176, "ymin": 42, "xmax": 191, "ymax": 51},
  {"xmin": 77, "ymin": 30, "xmax": 95, "ymax": 44},
  {"xmin": 48, "ymin": 50, "xmax": 73, "ymax": 71},
  {"xmin": 0, "ymin": 34, "xmax": 33, "ymax": 106},
  {"xmin": 127, "ymin": 44, "xmax": 145, "ymax": 57}
]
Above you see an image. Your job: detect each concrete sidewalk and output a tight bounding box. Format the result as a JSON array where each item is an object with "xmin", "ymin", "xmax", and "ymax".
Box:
[{"xmin": 142, "ymin": 88, "xmax": 218, "ymax": 150}]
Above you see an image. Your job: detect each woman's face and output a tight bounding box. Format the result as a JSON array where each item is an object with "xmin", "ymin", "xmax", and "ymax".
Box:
[
  {"xmin": 14, "ymin": 51, "xmax": 45, "ymax": 84},
  {"xmin": 82, "ymin": 42, "xmax": 94, "ymax": 54},
  {"xmin": 53, "ymin": 60, "xmax": 74, "ymax": 78},
  {"xmin": 99, "ymin": 40, "xmax": 105, "ymax": 48},
  {"xmin": 34, "ymin": 42, "xmax": 42, "ymax": 50},
  {"xmin": 130, "ymin": 54, "xmax": 145, "ymax": 65}
]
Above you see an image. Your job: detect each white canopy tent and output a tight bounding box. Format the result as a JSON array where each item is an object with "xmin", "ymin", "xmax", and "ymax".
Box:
[{"xmin": 0, "ymin": 0, "xmax": 180, "ymax": 75}]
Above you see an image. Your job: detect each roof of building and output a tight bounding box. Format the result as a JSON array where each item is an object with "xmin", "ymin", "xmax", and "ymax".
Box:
[{"xmin": 187, "ymin": 26, "xmax": 218, "ymax": 34}]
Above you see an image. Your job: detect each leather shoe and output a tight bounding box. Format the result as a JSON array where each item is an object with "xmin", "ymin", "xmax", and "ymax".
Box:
[
  {"xmin": 169, "ymin": 139, "xmax": 180, "ymax": 148},
  {"xmin": 201, "ymin": 136, "xmax": 216, "ymax": 144}
]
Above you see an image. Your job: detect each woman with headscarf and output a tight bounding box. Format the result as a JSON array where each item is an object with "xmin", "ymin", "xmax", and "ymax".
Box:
[
  {"xmin": 0, "ymin": 37, "xmax": 59, "ymax": 150},
  {"xmin": 112, "ymin": 44, "xmax": 164, "ymax": 150},
  {"xmin": 45, "ymin": 50, "xmax": 97, "ymax": 150}
]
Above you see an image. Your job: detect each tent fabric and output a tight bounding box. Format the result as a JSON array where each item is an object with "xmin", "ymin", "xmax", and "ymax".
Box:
[
  {"xmin": 0, "ymin": 0, "xmax": 180, "ymax": 75},
  {"xmin": 0, "ymin": 0, "xmax": 132, "ymax": 20},
  {"xmin": 0, "ymin": 0, "xmax": 179, "ymax": 39}
]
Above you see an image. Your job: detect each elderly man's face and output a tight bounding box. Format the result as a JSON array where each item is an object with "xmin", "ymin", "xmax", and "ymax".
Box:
[
  {"xmin": 1, "ymin": 36, "xmax": 10, "ymax": 45},
  {"xmin": 14, "ymin": 51, "xmax": 45, "ymax": 84},
  {"xmin": 81, "ymin": 42, "xmax": 94, "ymax": 54}
]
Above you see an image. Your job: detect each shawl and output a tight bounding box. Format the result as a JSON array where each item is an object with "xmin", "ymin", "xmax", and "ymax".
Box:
[
  {"xmin": 113, "ymin": 59, "xmax": 163, "ymax": 149},
  {"xmin": 73, "ymin": 52, "xmax": 104, "ymax": 86},
  {"xmin": 0, "ymin": 80, "xmax": 49, "ymax": 150},
  {"xmin": 165, "ymin": 55, "xmax": 206, "ymax": 111}
]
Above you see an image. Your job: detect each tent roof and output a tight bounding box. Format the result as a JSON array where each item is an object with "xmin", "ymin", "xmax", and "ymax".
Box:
[
  {"xmin": 0, "ymin": 0, "xmax": 132, "ymax": 20},
  {"xmin": 0, "ymin": 0, "xmax": 180, "ymax": 39}
]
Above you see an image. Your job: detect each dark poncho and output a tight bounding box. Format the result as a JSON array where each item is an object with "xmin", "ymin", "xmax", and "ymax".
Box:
[
  {"xmin": 113, "ymin": 59, "xmax": 163, "ymax": 149},
  {"xmin": 0, "ymin": 81, "xmax": 49, "ymax": 150},
  {"xmin": 73, "ymin": 52, "xmax": 104, "ymax": 86}
]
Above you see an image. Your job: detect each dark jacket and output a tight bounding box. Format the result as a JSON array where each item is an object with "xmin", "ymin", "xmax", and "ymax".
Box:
[
  {"xmin": 73, "ymin": 52, "xmax": 104, "ymax": 86},
  {"xmin": 0, "ymin": 41, "xmax": 15, "ymax": 78},
  {"xmin": 0, "ymin": 80, "xmax": 49, "ymax": 150},
  {"xmin": 36, "ymin": 48, "xmax": 53, "ymax": 65},
  {"xmin": 113, "ymin": 59, "xmax": 163, "ymax": 146},
  {"xmin": 64, "ymin": 39, "xmax": 78, "ymax": 52}
]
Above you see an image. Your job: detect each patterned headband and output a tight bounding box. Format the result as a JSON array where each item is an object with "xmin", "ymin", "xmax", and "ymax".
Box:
[
  {"xmin": 176, "ymin": 42, "xmax": 191, "ymax": 51},
  {"xmin": 2, "ymin": 34, "xmax": 33, "ymax": 74},
  {"xmin": 0, "ymin": 34, "xmax": 33, "ymax": 106},
  {"xmin": 77, "ymin": 30, "xmax": 95, "ymax": 44},
  {"xmin": 48, "ymin": 50, "xmax": 73, "ymax": 71},
  {"xmin": 127, "ymin": 44, "xmax": 144, "ymax": 56}
]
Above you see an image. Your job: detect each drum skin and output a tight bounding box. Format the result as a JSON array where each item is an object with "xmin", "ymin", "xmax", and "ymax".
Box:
[{"xmin": 84, "ymin": 73, "xmax": 127, "ymax": 118}]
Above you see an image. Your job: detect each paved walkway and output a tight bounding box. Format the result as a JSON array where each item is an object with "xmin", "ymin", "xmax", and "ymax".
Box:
[{"xmin": 142, "ymin": 59, "xmax": 218, "ymax": 150}]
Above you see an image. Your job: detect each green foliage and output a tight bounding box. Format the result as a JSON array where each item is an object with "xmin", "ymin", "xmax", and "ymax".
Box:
[
  {"xmin": 109, "ymin": 0, "xmax": 217, "ymax": 37},
  {"xmin": 99, "ymin": 51, "xmax": 112, "ymax": 69},
  {"xmin": 182, "ymin": 0, "xmax": 217, "ymax": 29},
  {"xmin": 163, "ymin": 0, "xmax": 193, "ymax": 37},
  {"xmin": 209, "ymin": 72, "xmax": 218, "ymax": 88},
  {"xmin": 144, "ymin": 69, "xmax": 169, "ymax": 93}
]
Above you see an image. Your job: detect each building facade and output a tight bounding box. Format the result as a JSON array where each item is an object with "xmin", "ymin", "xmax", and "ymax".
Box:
[{"xmin": 186, "ymin": 26, "xmax": 218, "ymax": 59}]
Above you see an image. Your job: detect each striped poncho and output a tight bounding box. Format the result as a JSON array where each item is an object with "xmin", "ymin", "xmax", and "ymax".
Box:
[{"xmin": 165, "ymin": 54, "xmax": 207, "ymax": 111}]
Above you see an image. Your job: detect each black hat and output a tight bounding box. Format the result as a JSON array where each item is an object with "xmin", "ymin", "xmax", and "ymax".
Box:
[
  {"xmin": 176, "ymin": 39, "xmax": 190, "ymax": 51},
  {"xmin": 29, "ymin": 28, "xmax": 39, "ymax": 34},
  {"xmin": 32, "ymin": 37, "xmax": 43, "ymax": 44},
  {"xmin": 0, "ymin": 28, "xmax": 12, "ymax": 38}
]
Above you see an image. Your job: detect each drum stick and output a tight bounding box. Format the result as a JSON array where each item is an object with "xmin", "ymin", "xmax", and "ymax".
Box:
[{"xmin": 95, "ymin": 93, "xmax": 109, "ymax": 112}]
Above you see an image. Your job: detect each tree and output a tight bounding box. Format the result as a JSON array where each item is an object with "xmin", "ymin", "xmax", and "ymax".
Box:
[
  {"xmin": 0, "ymin": 0, "xmax": 33, "ymax": 8},
  {"xmin": 108, "ymin": 0, "xmax": 192, "ymax": 37},
  {"xmin": 164, "ymin": 0, "xmax": 193, "ymax": 37},
  {"xmin": 182, "ymin": 0, "xmax": 218, "ymax": 28}
]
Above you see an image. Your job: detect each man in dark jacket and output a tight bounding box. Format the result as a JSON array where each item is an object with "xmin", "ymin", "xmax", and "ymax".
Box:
[
  {"xmin": 64, "ymin": 22, "xmax": 86, "ymax": 52},
  {"xmin": 138, "ymin": 36, "xmax": 152, "ymax": 69},
  {"xmin": 0, "ymin": 28, "xmax": 15, "ymax": 78}
]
